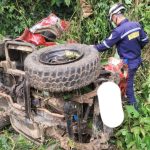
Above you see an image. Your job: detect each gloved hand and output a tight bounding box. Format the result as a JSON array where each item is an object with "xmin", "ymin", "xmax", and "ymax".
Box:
[
  {"xmin": 89, "ymin": 45, "xmax": 99, "ymax": 52},
  {"xmin": 89, "ymin": 45, "xmax": 94, "ymax": 47}
]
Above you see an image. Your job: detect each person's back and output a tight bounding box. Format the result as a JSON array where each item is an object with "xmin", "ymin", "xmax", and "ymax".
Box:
[{"xmin": 114, "ymin": 19, "xmax": 148, "ymax": 61}]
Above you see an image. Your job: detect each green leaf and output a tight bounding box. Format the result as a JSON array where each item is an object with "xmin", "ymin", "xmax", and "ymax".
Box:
[
  {"xmin": 51, "ymin": 0, "xmax": 62, "ymax": 6},
  {"xmin": 125, "ymin": 133, "xmax": 133, "ymax": 144},
  {"xmin": 144, "ymin": 125, "xmax": 150, "ymax": 132},
  {"xmin": 131, "ymin": 127, "xmax": 141, "ymax": 136},
  {"xmin": 125, "ymin": 105, "xmax": 139, "ymax": 118},
  {"xmin": 127, "ymin": 141, "xmax": 135, "ymax": 149},
  {"xmin": 56, "ymin": 0, "xmax": 62, "ymax": 7},
  {"xmin": 143, "ymin": 136, "xmax": 150, "ymax": 149},
  {"xmin": 116, "ymin": 140, "xmax": 123, "ymax": 149},
  {"xmin": 63, "ymin": 93, "xmax": 72, "ymax": 100},
  {"xmin": 140, "ymin": 117, "xmax": 150, "ymax": 125},
  {"xmin": 140, "ymin": 128, "xmax": 146, "ymax": 137},
  {"xmin": 65, "ymin": 0, "xmax": 70, "ymax": 6},
  {"xmin": 121, "ymin": 129, "xmax": 128, "ymax": 136},
  {"xmin": 51, "ymin": 0, "xmax": 57, "ymax": 6},
  {"xmin": 125, "ymin": 0, "xmax": 132, "ymax": 5},
  {"xmin": 135, "ymin": 135, "xmax": 142, "ymax": 149}
]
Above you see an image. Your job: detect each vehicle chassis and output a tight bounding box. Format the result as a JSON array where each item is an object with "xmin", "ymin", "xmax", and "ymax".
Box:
[{"xmin": 0, "ymin": 41, "xmax": 116, "ymax": 150}]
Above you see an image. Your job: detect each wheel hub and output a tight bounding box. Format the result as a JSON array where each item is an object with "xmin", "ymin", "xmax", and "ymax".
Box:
[{"xmin": 39, "ymin": 49, "xmax": 83, "ymax": 65}]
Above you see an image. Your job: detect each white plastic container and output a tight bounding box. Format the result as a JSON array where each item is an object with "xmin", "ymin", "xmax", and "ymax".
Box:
[{"xmin": 97, "ymin": 81, "xmax": 124, "ymax": 128}]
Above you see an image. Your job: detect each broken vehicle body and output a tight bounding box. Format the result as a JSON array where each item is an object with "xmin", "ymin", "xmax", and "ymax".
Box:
[
  {"xmin": 0, "ymin": 13, "xmax": 128, "ymax": 150},
  {"xmin": 0, "ymin": 40, "xmax": 127, "ymax": 149}
]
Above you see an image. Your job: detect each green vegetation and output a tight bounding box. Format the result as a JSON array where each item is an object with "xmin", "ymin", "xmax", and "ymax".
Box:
[
  {"xmin": 115, "ymin": 76, "xmax": 150, "ymax": 150},
  {"xmin": 0, "ymin": 131, "xmax": 62, "ymax": 150},
  {"xmin": 0, "ymin": 0, "xmax": 74, "ymax": 37},
  {"xmin": 115, "ymin": 103, "xmax": 150, "ymax": 150},
  {"xmin": 0, "ymin": 0, "xmax": 150, "ymax": 150}
]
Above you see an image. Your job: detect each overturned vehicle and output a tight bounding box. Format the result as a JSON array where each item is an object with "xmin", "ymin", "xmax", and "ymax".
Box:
[{"xmin": 0, "ymin": 41, "xmax": 125, "ymax": 150}]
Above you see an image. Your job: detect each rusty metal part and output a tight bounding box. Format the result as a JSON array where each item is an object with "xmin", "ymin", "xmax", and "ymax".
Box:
[
  {"xmin": 5, "ymin": 40, "xmax": 35, "ymax": 58},
  {"xmin": 10, "ymin": 108, "xmax": 42, "ymax": 139},
  {"xmin": 24, "ymin": 77, "xmax": 31, "ymax": 118},
  {"xmin": 11, "ymin": 122, "xmax": 43, "ymax": 145},
  {"xmin": 0, "ymin": 91, "xmax": 111, "ymax": 150},
  {"xmin": 103, "ymin": 125, "xmax": 113, "ymax": 142},
  {"xmin": 0, "ymin": 111, "xmax": 10, "ymax": 130},
  {"xmin": 0, "ymin": 40, "xmax": 35, "ymax": 78},
  {"xmin": 90, "ymin": 98, "xmax": 112, "ymax": 150},
  {"xmin": 35, "ymin": 26, "xmax": 62, "ymax": 38},
  {"xmin": 36, "ymin": 108, "xmax": 64, "ymax": 120},
  {"xmin": 83, "ymin": 103, "xmax": 92, "ymax": 122},
  {"xmin": 91, "ymin": 98, "xmax": 103, "ymax": 138},
  {"xmin": 0, "ymin": 92, "xmax": 66, "ymax": 142},
  {"xmin": 15, "ymin": 78, "xmax": 25, "ymax": 104},
  {"xmin": 31, "ymin": 92, "xmax": 65, "ymax": 114},
  {"xmin": 47, "ymin": 97, "xmax": 64, "ymax": 114},
  {"xmin": 0, "ymin": 92, "xmax": 65, "ymax": 120},
  {"xmin": 0, "ymin": 82, "xmax": 11, "ymax": 94},
  {"xmin": 72, "ymin": 89, "xmax": 97, "ymax": 104},
  {"xmin": 0, "ymin": 41, "xmax": 26, "ymax": 77},
  {"xmin": 0, "ymin": 80, "xmax": 112, "ymax": 150},
  {"xmin": 7, "ymin": 68, "xmax": 25, "ymax": 76},
  {"xmin": 0, "ymin": 61, "xmax": 23, "ymax": 77},
  {"xmin": 0, "ymin": 95, "xmax": 9, "ymax": 111},
  {"xmin": 10, "ymin": 107, "xmax": 65, "ymax": 144},
  {"xmin": 46, "ymin": 127, "xmax": 69, "ymax": 150},
  {"xmin": 0, "ymin": 39, "xmax": 114, "ymax": 149},
  {"xmin": 0, "ymin": 92, "xmax": 25, "ymax": 110},
  {"xmin": 64, "ymin": 101, "xmax": 77, "ymax": 140},
  {"xmin": 0, "ymin": 61, "xmax": 11, "ymax": 72},
  {"xmin": 0, "ymin": 40, "xmax": 5, "ymax": 58},
  {"xmin": 76, "ymin": 101, "xmax": 83, "ymax": 143},
  {"xmin": 0, "ymin": 60, "xmax": 18, "ymax": 71},
  {"xmin": 46, "ymin": 127, "xmax": 109, "ymax": 150}
]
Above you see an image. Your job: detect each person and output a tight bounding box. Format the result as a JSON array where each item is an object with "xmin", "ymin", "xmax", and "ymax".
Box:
[{"xmin": 93, "ymin": 3, "xmax": 149, "ymax": 108}]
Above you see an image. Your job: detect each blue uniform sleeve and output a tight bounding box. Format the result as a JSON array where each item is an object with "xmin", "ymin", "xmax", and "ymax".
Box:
[
  {"xmin": 139, "ymin": 28, "xmax": 149, "ymax": 49},
  {"xmin": 94, "ymin": 30, "xmax": 121, "ymax": 52}
]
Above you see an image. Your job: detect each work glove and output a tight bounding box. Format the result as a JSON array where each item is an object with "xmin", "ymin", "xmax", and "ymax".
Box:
[{"xmin": 89, "ymin": 45, "xmax": 94, "ymax": 47}]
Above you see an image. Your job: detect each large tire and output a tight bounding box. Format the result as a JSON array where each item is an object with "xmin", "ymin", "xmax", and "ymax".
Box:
[
  {"xmin": 24, "ymin": 44, "xmax": 100, "ymax": 92},
  {"xmin": 0, "ymin": 112, "xmax": 10, "ymax": 130}
]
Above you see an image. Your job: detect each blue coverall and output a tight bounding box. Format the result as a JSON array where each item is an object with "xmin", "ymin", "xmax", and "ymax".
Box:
[{"xmin": 95, "ymin": 19, "xmax": 149, "ymax": 104}]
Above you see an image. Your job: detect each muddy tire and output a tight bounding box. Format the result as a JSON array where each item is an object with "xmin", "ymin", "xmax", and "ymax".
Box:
[
  {"xmin": 24, "ymin": 44, "xmax": 100, "ymax": 92},
  {"xmin": 0, "ymin": 112, "xmax": 10, "ymax": 130}
]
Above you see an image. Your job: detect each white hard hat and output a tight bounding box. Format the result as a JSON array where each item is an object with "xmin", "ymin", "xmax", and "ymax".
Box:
[{"xmin": 109, "ymin": 3, "xmax": 125, "ymax": 21}]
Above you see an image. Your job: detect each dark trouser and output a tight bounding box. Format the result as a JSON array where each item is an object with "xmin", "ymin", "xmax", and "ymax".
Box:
[{"xmin": 126, "ymin": 67, "xmax": 138, "ymax": 104}]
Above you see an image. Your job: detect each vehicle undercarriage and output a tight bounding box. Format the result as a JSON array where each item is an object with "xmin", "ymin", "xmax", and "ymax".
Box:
[{"xmin": 0, "ymin": 41, "xmax": 124, "ymax": 150}]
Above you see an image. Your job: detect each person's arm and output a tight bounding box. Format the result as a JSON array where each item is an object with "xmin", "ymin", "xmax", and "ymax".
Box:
[
  {"xmin": 94, "ymin": 30, "xmax": 121, "ymax": 52},
  {"xmin": 139, "ymin": 28, "xmax": 149, "ymax": 49}
]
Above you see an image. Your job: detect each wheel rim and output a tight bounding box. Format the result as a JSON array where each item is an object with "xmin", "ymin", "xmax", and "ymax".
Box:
[{"xmin": 39, "ymin": 49, "xmax": 83, "ymax": 65}]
